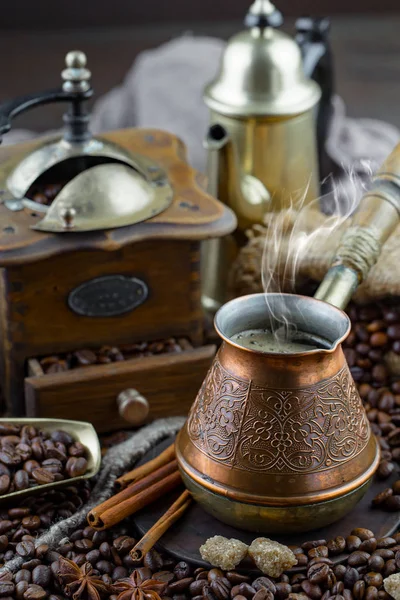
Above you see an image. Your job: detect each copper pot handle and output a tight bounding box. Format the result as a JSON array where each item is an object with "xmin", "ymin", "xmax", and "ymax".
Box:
[{"xmin": 116, "ymin": 389, "xmax": 149, "ymax": 427}]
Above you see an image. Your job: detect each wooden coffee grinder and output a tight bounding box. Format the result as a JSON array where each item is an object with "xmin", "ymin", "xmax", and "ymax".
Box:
[{"xmin": 0, "ymin": 51, "xmax": 236, "ymax": 431}]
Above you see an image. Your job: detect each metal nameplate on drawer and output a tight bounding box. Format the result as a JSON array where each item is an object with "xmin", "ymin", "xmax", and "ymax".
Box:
[{"xmin": 68, "ymin": 275, "xmax": 148, "ymax": 317}]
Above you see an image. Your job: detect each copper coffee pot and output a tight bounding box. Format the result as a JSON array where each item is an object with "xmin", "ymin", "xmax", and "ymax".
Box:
[{"xmin": 177, "ymin": 142, "xmax": 400, "ymax": 533}]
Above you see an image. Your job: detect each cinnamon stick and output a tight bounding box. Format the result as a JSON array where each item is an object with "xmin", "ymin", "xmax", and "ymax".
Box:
[
  {"xmin": 92, "ymin": 470, "xmax": 182, "ymax": 530},
  {"xmin": 87, "ymin": 459, "xmax": 178, "ymax": 527},
  {"xmin": 115, "ymin": 443, "xmax": 175, "ymax": 490},
  {"xmin": 130, "ymin": 490, "xmax": 191, "ymax": 560}
]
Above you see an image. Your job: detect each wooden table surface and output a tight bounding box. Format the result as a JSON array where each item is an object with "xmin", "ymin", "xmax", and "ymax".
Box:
[{"xmin": 0, "ymin": 13, "xmax": 399, "ymax": 132}]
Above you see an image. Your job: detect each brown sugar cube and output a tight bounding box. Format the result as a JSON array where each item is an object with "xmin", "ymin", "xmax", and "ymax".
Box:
[
  {"xmin": 199, "ymin": 535, "xmax": 248, "ymax": 571},
  {"xmin": 248, "ymin": 537, "xmax": 297, "ymax": 577},
  {"xmin": 384, "ymin": 573, "xmax": 400, "ymax": 600}
]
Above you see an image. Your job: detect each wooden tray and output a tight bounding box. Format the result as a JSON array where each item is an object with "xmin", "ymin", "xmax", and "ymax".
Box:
[{"xmin": 132, "ymin": 437, "xmax": 400, "ymax": 572}]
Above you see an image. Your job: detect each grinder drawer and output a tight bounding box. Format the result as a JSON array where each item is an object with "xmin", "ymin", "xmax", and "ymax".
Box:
[{"xmin": 25, "ymin": 345, "xmax": 215, "ymax": 432}]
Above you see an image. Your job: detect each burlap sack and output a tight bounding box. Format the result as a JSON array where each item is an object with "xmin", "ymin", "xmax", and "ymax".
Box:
[{"xmin": 231, "ymin": 207, "xmax": 400, "ymax": 304}]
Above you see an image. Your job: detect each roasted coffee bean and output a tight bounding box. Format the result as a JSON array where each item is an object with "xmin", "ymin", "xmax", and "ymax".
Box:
[
  {"xmin": 22, "ymin": 516, "xmax": 41, "ymax": 531},
  {"xmin": 50, "ymin": 431, "xmax": 73, "ymax": 445},
  {"xmin": 334, "ymin": 565, "xmax": 347, "ymax": 581},
  {"xmin": 237, "ymin": 584, "xmax": 256, "ymax": 599},
  {"xmin": 327, "ymin": 537, "xmax": 346, "ymax": 555},
  {"xmin": 31, "ymin": 565, "xmax": 51, "ymax": 588},
  {"xmin": 16, "ymin": 580, "xmax": 29, "ymax": 599},
  {"xmin": 174, "ymin": 562, "xmax": 192, "ymax": 580},
  {"xmin": 353, "ymin": 580, "xmax": 366, "ymax": 600},
  {"xmin": 0, "ymin": 579, "xmax": 15, "ymax": 596},
  {"xmin": 23, "ymin": 584, "xmax": 47, "ymax": 599},
  {"xmin": 226, "ymin": 574, "xmax": 250, "ymax": 586},
  {"xmin": 32, "ymin": 468, "xmax": 55, "ymax": 485},
  {"xmin": 208, "ymin": 569, "xmax": 224, "ymax": 582},
  {"xmin": 211, "ymin": 578, "xmax": 231, "ymax": 600},
  {"xmin": 332, "ymin": 582, "xmax": 345, "ymax": 595},
  {"xmin": 348, "ymin": 552, "xmax": 370, "ymax": 567},
  {"xmin": 16, "ymin": 540, "xmax": 35, "ymax": 558},
  {"xmin": 347, "ymin": 537, "xmax": 362, "ymax": 552},
  {"xmin": 367, "ymin": 555, "xmax": 385, "ymax": 572},
  {"xmin": 96, "ymin": 559, "xmax": 114, "ymax": 575},
  {"xmin": 383, "ymin": 495, "xmax": 400, "ymax": 511},
  {"xmin": 351, "ymin": 529, "xmax": 374, "ymax": 541},
  {"xmin": 383, "ymin": 559, "xmax": 397, "ymax": 577},
  {"xmin": 253, "ymin": 578, "xmax": 276, "ymax": 594},
  {"xmin": 343, "ymin": 568, "xmax": 360, "ymax": 587},
  {"xmin": 363, "ymin": 573, "xmax": 382, "ymax": 588},
  {"xmin": 308, "ymin": 557, "xmax": 333, "ymax": 568},
  {"xmin": 296, "ymin": 554, "xmax": 308, "ymax": 567},
  {"xmin": 41, "ymin": 459, "xmax": 63, "ymax": 474},
  {"xmin": 68, "ymin": 442, "xmax": 86, "ymax": 457},
  {"xmin": 359, "ymin": 539, "xmax": 377, "ymax": 553},
  {"xmin": 168, "ymin": 578, "xmax": 194, "ymax": 594},
  {"xmin": 0, "ymin": 475, "xmax": 10, "ymax": 495},
  {"xmin": 377, "ymin": 460, "xmax": 394, "ymax": 479},
  {"xmin": 191, "ymin": 580, "xmax": 209, "ymax": 596},
  {"xmin": 0, "ymin": 449, "xmax": 21, "ymax": 466},
  {"xmin": 308, "ymin": 546, "xmax": 329, "ymax": 559},
  {"xmin": 363, "ymin": 590, "xmax": 378, "ymax": 600},
  {"xmin": 113, "ymin": 536, "xmax": 136, "ymax": 554},
  {"xmin": 253, "ymin": 589, "xmax": 274, "ymax": 600},
  {"xmin": 143, "ymin": 549, "xmax": 163, "ymax": 571},
  {"xmin": 307, "ymin": 563, "xmax": 332, "ymax": 585},
  {"xmin": 372, "ymin": 488, "xmax": 393, "ymax": 506},
  {"xmin": 276, "ymin": 583, "xmax": 292, "ymax": 600},
  {"xmin": 14, "ymin": 470, "xmax": 29, "ymax": 491},
  {"xmin": 65, "ymin": 457, "xmax": 88, "ymax": 478},
  {"xmin": 301, "ymin": 580, "xmax": 322, "ymax": 599}
]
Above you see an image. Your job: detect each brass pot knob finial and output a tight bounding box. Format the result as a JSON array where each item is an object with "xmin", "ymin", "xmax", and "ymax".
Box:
[
  {"xmin": 62, "ymin": 50, "xmax": 91, "ymax": 93},
  {"xmin": 245, "ymin": 0, "xmax": 283, "ymax": 28},
  {"xmin": 117, "ymin": 389, "xmax": 150, "ymax": 427}
]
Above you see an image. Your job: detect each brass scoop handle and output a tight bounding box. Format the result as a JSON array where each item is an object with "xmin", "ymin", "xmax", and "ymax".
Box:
[{"xmin": 315, "ymin": 142, "xmax": 400, "ymax": 309}]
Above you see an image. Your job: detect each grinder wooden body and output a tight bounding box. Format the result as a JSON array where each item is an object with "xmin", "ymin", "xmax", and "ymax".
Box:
[{"xmin": 0, "ymin": 128, "xmax": 235, "ymax": 430}]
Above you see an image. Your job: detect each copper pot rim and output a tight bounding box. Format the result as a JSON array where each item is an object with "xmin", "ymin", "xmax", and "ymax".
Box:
[
  {"xmin": 176, "ymin": 431, "xmax": 380, "ymax": 507},
  {"xmin": 214, "ymin": 293, "xmax": 351, "ymax": 357}
]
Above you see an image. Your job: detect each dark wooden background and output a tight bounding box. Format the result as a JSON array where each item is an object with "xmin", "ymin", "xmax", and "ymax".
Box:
[
  {"xmin": 0, "ymin": 3, "xmax": 400, "ymax": 135},
  {"xmin": 1, "ymin": 1, "xmax": 399, "ymax": 29}
]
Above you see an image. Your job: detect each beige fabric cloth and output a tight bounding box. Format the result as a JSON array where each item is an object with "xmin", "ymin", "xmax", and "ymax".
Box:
[{"xmin": 231, "ymin": 207, "xmax": 400, "ymax": 303}]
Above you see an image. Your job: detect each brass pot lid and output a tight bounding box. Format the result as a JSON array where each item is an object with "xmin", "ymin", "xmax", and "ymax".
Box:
[
  {"xmin": 32, "ymin": 161, "xmax": 173, "ymax": 233},
  {"xmin": 204, "ymin": 0, "xmax": 321, "ymax": 117}
]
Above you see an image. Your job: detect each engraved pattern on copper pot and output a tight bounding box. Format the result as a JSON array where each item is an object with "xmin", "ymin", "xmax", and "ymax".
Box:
[{"xmin": 187, "ymin": 359, "xmax": 369, "ymax": 475}]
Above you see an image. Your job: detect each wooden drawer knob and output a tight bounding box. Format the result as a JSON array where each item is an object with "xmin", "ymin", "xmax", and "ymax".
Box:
[{"xmin": 117, "ymin": 389, "xmax": 149, "ymax": 426}]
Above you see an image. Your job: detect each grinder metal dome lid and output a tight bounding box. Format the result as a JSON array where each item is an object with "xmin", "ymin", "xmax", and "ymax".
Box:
[
  {"xmin": 204, "ymin": 0, "xmax": 321, "ymax": 117},
  {"xmin": 1, "ymin": 51, "xmax": 173, "ymax": 233}
]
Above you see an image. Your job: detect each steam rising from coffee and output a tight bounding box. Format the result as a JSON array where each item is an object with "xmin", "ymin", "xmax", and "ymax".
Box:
[{"xmin": 260, "ymin": 166, "xmax": 373, "ymax": 348}]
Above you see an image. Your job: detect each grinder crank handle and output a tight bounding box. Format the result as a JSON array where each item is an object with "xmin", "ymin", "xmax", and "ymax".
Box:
[
  {"xmin": 295, "ymin": 16, "xmax": 334, "ymax": 182},
  {"xmin": 0, "ymin": 50, "xmax": 93, "ymax": 144},
  {"xmin": 314, "ymin": 141, "xmax": 400, "ymax": 310}
]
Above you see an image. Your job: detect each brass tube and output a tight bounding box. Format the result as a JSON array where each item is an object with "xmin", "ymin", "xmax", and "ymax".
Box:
[{"xmin": 315, "ymin": 142, "xmax": 400, "ymax": 309}]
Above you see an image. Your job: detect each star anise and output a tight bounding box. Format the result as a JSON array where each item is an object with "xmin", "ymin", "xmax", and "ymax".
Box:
[
  {"xmin": 56, "ymin": 556, "xmax": 111, "ymax": 600},
  {"xmin": 113, "ymin": 569, "xmax": 167, "ymax": 600}
]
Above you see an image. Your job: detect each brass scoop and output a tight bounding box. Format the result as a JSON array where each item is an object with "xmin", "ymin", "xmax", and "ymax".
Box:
[
  {"xmin": 0, "ymin": 418, "xmax": 101, "ymax": 502},
  {"xmin": 176, "ymin": 142, "xmax": 400, "ymax": 533}
]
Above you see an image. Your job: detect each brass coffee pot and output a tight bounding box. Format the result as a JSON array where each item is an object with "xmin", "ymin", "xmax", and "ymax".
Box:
[
  {"xmin": 202, "ymin": 0, "xmax": 333, "ymax": 315},
  {"xmin": 178, "ymin": 141, "xmax": 400, "ymax": 534}
]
